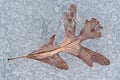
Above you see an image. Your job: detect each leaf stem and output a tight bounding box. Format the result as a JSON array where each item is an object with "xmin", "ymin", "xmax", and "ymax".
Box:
[{"xmin": 8, "ymin": 56, "xmax": 27, "ymax": 61}]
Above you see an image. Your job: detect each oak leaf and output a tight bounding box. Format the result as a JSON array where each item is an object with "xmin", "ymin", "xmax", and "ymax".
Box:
[{"xmin": 8, "ymin": 4, "xmax": 110, "ymax": 70}]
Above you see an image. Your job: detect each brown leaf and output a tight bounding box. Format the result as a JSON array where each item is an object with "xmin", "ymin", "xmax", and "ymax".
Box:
[{"xmin": 8, "ymin": 4, "xmax": 110, "ymax": 70}]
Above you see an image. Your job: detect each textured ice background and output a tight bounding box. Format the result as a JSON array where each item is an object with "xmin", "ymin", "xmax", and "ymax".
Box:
[{"xmin": 0, "ymin": 0, "xmax": 120, "ymax": 80}]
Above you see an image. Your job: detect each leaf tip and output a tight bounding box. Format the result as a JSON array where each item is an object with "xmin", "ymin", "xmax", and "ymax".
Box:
[{"xmin": 91, "ymin": 54, "xmax": 110, "ymax": 65}]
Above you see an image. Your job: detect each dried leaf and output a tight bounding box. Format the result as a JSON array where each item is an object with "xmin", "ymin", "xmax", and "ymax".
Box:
[{"xmin": 8, "ymin": 4, "xmax": 110, "ymax": 70}]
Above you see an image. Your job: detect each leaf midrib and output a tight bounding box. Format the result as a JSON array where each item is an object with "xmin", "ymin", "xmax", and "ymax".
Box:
[{"xmin": 33, "ymin": 37, "xmax": 82, "ymax": 59}]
